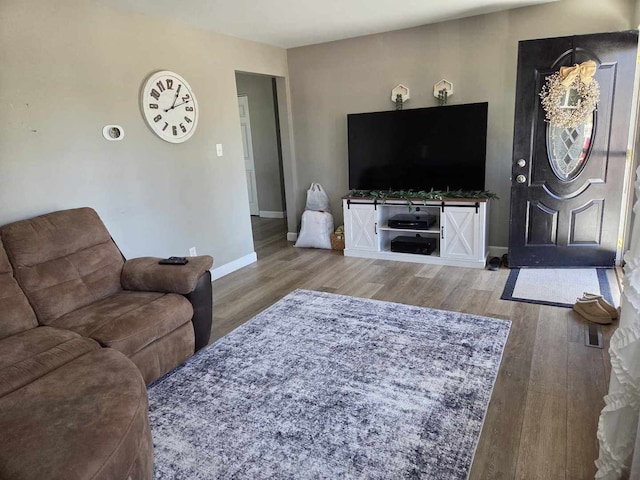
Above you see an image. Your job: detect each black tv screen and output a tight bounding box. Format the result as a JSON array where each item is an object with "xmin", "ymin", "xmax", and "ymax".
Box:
[{"xmin": 348, "ymin": 103, "xmax": 488, "ymax": 191}]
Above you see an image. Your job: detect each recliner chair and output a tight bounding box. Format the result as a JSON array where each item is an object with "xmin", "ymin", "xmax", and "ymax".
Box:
[{"xmin": 1, "ymin": 207, "xmax": 213, "ymax": 384}]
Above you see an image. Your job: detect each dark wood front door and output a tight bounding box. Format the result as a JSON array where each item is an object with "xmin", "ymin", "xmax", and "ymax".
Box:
[{"xmin": 509, "ymin": 31, "xmax": 638, "ymax": 267}]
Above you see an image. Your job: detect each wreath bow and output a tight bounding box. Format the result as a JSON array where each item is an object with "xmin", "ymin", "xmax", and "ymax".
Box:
[{"xmin": 559, "ymin": 60, "xmax": 597, "ymax": 87}]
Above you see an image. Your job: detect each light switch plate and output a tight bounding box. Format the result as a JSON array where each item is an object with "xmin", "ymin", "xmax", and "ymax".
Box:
[{"xmin": 216, "ymin": 144, "xmax": 223, "ymax": 157}]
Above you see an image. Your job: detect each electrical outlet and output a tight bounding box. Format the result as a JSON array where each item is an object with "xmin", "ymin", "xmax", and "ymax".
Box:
[
  {"xmin": 189, "ymin": 247, "xmax": 197, "ymax": 256},
  {"xmin": 216, "ymin": 144, "xmax": 223, "ymax": 157}
]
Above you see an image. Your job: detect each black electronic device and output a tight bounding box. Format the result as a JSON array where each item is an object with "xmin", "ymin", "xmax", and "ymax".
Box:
[
  {"xmin": 390, "ymin": 235, "xmax": 437, "ymax": 255},
  {"xmin": 159, "ymin": 256, "xmax": 189, "ymax": 265},
  {"xmin": 388, "ymin": 213, "xmax": 437, "ymax": 230},
  {"xmin": 348, "ymin": 102, "xmax": 488, "ymax": 191}
]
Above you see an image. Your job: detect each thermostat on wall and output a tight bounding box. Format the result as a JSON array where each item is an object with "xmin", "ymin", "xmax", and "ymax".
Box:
[{"xmin": 102, "ymin": 125, "xmax": 125, "ymax": 141}]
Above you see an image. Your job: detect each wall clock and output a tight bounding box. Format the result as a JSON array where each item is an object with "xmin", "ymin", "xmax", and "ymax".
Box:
[{"xmin": 140, "ymin": 70, "xmax": 199, "ymax": 143}]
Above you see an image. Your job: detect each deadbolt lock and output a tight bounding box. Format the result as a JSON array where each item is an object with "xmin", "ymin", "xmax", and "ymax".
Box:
[
  {"xmin": 517, "ymin": 159, "xmax": 526, "ymax": 167},
  {"xmin": 516, "ymin": 174, "xmax": 527, "ymax": 184}
]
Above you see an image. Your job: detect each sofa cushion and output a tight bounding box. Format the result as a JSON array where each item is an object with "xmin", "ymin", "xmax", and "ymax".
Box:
[
  {"xmin": 0, "ymin": 240, "xmax": 38, "ymax": 340},
  {"xmin": 1, "ymin": 208, "xmax": 124, "ymax": 324},
  {"xmin": 0, "ymin": 326, "xmax": 100, "ymax": 398},
  {"xmin": 0, "ymin": 348, "xmax": 153, "ymax": 480},
  {"xmin": 51, "ymin": 291, "xmax": 194, "ymax": 357}
]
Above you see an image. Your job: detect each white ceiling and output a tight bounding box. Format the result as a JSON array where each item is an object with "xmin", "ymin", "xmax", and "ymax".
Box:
[{"xmin": 102, "ymin": 0, "xmax": 558, "ymax": 48}]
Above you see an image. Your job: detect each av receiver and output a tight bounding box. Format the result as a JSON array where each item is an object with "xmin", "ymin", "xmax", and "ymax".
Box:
[
  {"xmin": 388, "ymin": 213, "xmax": 436, "ymax": 230},
  {"xmin": 390, "ymin": 235, "xmax": 437, "ymax": 255}
]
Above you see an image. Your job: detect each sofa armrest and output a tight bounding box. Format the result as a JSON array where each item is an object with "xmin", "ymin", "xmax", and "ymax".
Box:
[
  {"xmin": 186, "ymin": 270, "xmax": 213, "ymax": 352},
  {"xmin": 121, "ymin": 256, "xmax": 213, "ymax": 295}
]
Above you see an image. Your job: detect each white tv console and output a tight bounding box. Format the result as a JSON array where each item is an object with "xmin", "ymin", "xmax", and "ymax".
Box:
[{"xmin": 342, "ymin": 196, "xmax": 489, "ymax": 269}]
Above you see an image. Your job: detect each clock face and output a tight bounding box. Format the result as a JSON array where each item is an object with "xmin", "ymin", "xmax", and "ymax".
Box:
[{"xmin": 141, "ymin": 71, "xmax": 199, "ymax": 143}]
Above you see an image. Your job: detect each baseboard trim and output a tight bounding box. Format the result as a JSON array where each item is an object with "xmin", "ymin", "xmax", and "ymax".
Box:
[
  {"xmin": 259, "ymin": 210, "xmax": 286, "ymax": 219},
  {"xmin": 287, "ymin": 232, "xmax": 298, "ymax": 242},
  {"xmin": 210, "ymin": 252, "xmax": 257, "ymax": 281},
  {"xmin": 488, "ymin": 245, "xmax": 508, "ymax": 257}
]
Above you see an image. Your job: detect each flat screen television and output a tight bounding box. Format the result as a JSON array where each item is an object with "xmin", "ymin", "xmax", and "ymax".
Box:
[{"xmin": 348, "ymin": 102, "xmax": 488, "ymax": 191}]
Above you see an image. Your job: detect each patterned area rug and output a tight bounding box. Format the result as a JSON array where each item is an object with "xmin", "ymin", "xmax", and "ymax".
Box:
[{"xmin": 148, "ymin": 290, "xmax": 511, "ymax": 480}]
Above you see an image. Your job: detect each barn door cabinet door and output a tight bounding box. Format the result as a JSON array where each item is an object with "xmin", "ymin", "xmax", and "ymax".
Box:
[
  {"xmin": 508, "ymin": 31, "xmax": 638, "ymax": 267},
  {"xmin": 344, "ymin": 203, "xmax": 379, "ymax": 252},
  {"xmin": 441, "ymin": 206, "xmax": 482, "ymax": 261}
]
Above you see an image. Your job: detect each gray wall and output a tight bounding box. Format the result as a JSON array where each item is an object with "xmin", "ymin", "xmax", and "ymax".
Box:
[
  {"xmin": 235, "ymin": 73, "xmax": 285, "ymax": 214},
  {"xmin": 287, "ymin": 0, "xmax": 634, "ymax": 246},
  {"xmin": 0, "ymin": 0, "xmax": 290, "ymax": 267}
]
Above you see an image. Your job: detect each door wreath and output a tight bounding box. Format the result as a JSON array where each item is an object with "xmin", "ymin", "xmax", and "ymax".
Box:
[{"xmin": 539, "ymin": 60, "xmax": 600, "ymax": 128}]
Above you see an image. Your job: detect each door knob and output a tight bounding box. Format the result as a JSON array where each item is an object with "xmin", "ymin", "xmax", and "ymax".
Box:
[
  {"xmin": 516, "ymin": 174, "xmax": 527, "ymax": 183},
  {"xmin": 517, "ymin": 159, "xmax": 526, "ymax": 167}
]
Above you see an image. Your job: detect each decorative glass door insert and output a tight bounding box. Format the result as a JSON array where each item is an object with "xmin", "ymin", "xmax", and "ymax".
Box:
[{"xmin": 546, "ymin": 89, "xmax": 595, "ymax": 182}]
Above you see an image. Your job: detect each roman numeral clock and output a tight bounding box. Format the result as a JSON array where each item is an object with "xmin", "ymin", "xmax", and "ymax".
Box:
[{"xmin": 141, "ymin": 71, "xmax": 199, "ymax": 143}]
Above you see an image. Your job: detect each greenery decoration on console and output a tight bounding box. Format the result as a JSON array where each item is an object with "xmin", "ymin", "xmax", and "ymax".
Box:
[{"xmin": 349, "ymin": 189, "xmax": 498, "ymax": 210}]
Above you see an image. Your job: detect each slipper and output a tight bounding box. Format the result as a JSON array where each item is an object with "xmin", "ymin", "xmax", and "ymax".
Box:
[
  {"xmin": 487, "ymin": 257, "xmax": 501, "ymax": 271},
  {"xmin": 582, "ymin": 293, "xmax": 618, "ymax": 319},
  {"xmin": 501, "ymin": 254, "xmax": 509, "ymax": 268}
]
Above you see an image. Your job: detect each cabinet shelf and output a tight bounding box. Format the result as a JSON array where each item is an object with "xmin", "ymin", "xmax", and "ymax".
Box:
[
  {"xmin": 378, "ymin": 225, "xmax": 440, "ymax": 234},
  {"xmin": 381, "ymin": 246, "xmax": 441, "ymax": 257}
]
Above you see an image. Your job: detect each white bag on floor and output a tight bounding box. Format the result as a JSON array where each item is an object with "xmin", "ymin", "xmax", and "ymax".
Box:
[
  {"xmin": 305, "ymin": 183, "xmax": 331, "ymax": 213},
  {"xmin": 294, "ymin": 210, "xmax": 334, "ymax": 249}
]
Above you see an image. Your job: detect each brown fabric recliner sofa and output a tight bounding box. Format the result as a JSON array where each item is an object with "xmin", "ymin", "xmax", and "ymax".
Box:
[{"xmin": 0, "ymin": 207, "xmax": 214, "ymax": 480}]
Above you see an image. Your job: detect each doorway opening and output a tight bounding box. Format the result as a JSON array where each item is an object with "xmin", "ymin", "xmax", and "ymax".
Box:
[{"xmin": 235, "ymin": 72, "xmax": 289, "ymax": 254}]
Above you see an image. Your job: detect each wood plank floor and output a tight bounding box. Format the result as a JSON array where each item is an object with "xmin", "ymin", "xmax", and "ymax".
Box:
[{"xmin": 210, "ymin": 216, "xmax": 613, "ymax": 479}]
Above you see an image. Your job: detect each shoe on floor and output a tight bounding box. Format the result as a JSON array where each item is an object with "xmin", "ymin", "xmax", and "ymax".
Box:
[
  {"xmin": 487, "ymin": 257, "xmax": 500, "ymax": 271},
  {"xmin": 501, "ymin": 253, "xmax": 509, "ymax": 268},
  {"xmin": 582, "ymin": 292, "xmax": 618, "ymax": 319},
  {"xmin": 573, "ymin": 298, "xmax": 613, "ymax": 324}
]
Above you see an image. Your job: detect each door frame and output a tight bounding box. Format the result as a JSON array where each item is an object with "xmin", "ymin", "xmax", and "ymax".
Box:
[
  {"xmin": 235, "ymin": 71, "xmax": 297, "ymax": 241},
  {"xmin": 619, "ymin": 34, "xmax": 640, "ymax": 261}
]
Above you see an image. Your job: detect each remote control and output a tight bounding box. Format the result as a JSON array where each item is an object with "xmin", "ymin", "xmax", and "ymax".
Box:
[{"xmin": 159, "ymin": 256, "xmax": 189, "ymax": 265}]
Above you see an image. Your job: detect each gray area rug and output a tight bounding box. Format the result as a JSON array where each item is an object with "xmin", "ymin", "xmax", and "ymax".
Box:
[{"xmin": 148, "ymin": 289, "xmax": 511, "ymax": 480}]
